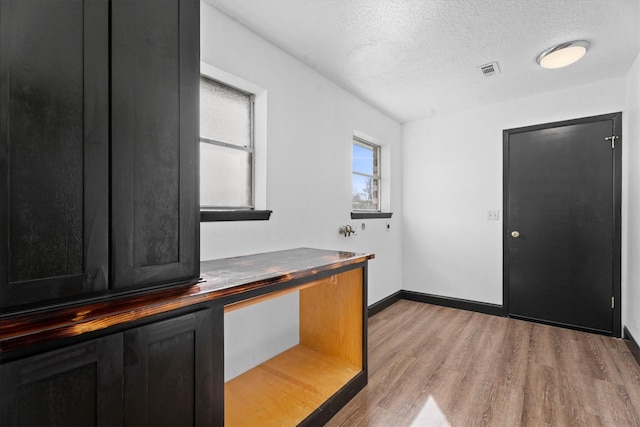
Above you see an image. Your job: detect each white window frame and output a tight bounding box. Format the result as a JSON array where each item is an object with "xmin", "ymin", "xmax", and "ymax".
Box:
[{"xmin": 200, "ymin": 62, "xmax": 267, "ymax": 212}]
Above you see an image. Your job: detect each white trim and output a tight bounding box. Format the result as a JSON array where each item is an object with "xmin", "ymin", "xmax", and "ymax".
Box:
[{"xmin": 353, "ymin": 130, "xmax": 384, "ymax": 147}]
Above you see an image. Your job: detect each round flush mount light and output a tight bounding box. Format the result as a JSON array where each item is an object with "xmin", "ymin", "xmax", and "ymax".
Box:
[{"xmin": 536, "ymin": 40, "xmax": 590, "ymax": 69}]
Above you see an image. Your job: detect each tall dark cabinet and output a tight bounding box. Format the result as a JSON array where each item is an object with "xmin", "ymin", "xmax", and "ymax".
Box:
[
  {"xmin": 111, "ymin": 0, "xmax": 199, "ymax": 290},
  {"xmin": 0, "ymin": 0, "xmax": 110, "ymax": 308},
  {"xmin": 0, "ymin": 0, "xmax": 204, "ymax": 423},
  {"xmin": 0, "ymin": 0, "xmax": 199, "ymax": 309}
]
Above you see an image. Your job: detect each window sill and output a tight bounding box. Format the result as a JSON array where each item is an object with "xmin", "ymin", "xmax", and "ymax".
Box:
[
  {"xmin": 201, "ymin": 210, "xmax": 272, "ymax": 222},
  {"xmin": 351, "ymin": 212, "xmax": 393, "ymax": 219}
]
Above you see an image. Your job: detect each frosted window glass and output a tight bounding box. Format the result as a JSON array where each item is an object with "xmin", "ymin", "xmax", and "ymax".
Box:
[
  {"xmin": 200, "ymin": 142, "xmax": 252, "ymax": 208},
  {"xmin": 200, "ymin": 77, "xmax": 251, "ymax": 147}
]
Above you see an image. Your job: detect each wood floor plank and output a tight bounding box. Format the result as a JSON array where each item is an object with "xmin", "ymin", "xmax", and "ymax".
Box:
[
  {"xmin": 527, "ymin": 323, "xmax": 559, "ymax": 369},
  {"xmin": 521, "ymin": 361, "xmax": 572, "ymax": 427},
  {"xmin": 330, "ymin": 400, "xmax": 397, "ymax": 427},
  {"xmin": 460, "ymin": 320, "xmax": 528, "ymax": 426},
  {"xmin": 353, "ymin": 352, "xmax": 417, "ymax": 417},
  {"xmin": 578, "ymin": 331, "xmax": 618, "ymax": 382},
  {"xmin": 592, "ymin": 379, "xmax": 640, "ymax": 426},
  {"xmin": 326, "ymin": 300, "xmax": 640, "ymax": 427},
  {"xmin": 612, "ymin": 337, "xmax": 640, "ymax": 384},
  {"xmin": 500, "ymin": 318, "xmax": 532, "ymax": 389}
]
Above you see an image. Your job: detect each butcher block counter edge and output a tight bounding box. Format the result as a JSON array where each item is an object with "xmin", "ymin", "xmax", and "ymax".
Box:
[{"xmin": 0, "ymin": 248, "xmax": 374, "ymax": 355}]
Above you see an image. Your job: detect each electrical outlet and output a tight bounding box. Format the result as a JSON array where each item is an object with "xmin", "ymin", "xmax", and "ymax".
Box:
[
  {"xmin": 487, "ymin": 210, "xmax": 500, "ymax": 220},
  {"xmin": 386, "ymin": 222, "xmax": 391, "ymax": 232}
]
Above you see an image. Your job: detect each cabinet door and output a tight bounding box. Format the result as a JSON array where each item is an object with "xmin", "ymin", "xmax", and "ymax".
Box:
[
  {"xmin": 0, "ymin": 0, "xmax": 109, "ymax": 308},
  {"xmin": 0, "ymin": 334, "xmax": 123, "ymax": 426},
  {"xmin": 123, "ymin": 308, "xmax": 222, "ymax": 426},
  {"xmin": 111, "ymin": 0, "xmax": 200, "ymax": 290}
]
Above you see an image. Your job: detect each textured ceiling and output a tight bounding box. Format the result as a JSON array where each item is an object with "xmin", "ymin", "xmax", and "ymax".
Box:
[{"xmin": 205, "ymin": 0, "xmax": 640, "ymax": 123}]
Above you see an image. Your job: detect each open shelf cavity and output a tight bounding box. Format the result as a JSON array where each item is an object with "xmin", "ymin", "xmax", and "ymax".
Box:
[{"xmin": 224, "ymin": 268, "xmax": 364, "ymax": 426}]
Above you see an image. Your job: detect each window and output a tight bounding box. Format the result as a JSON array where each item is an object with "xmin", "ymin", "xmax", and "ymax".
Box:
[
  {"xmin": 199, "ymin": 76, "xmax": 254, "ymax": 209},
  {"xmin": 352, "ymin": 137, "xmax": 381, "ymax": 211},
  {"xmin": 199, "ymin": 64, "xmax": 270, "ymax": 222}
]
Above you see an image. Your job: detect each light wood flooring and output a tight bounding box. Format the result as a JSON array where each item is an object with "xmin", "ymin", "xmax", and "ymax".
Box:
[{"xmin": 326, "ymin": 300, "xmax": 640, "ymax": 427}]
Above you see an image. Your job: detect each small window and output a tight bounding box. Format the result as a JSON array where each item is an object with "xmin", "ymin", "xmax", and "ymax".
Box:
[
  {"xmin": 200, "ymin": 76, "xmax": 254, "ymax": 209},
  {"xmin": 352, "ymin": 137, "xmax": 381, "ymax": 211}
]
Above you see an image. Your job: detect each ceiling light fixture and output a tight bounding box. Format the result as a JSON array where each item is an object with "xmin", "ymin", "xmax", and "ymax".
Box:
[{"xmin": 536, "ymin": 40, "xmax": 590, "ymax": 69}]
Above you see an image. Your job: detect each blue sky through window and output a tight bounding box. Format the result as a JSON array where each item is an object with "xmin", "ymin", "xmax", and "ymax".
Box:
[
  {"xmin": 352, "ymin": 141, "xmax": 379, "ymax": 210},
  {"xmin": 353, "ymin": 144, "xmax": 374, "ymax": 175},
  {"xmin": 352, "ymin": 173, "xmax": 366, "ymax": 191}
]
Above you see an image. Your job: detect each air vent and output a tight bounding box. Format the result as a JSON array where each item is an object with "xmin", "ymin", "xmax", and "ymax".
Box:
[{"xmin": 479, "ymin": 61, "xmax": 500, "ymax": 77}]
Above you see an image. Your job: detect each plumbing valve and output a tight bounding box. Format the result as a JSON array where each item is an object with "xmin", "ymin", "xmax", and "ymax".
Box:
[{"xmin": 339, "ymin": 225, "xmax": 356, "ymax": 237}]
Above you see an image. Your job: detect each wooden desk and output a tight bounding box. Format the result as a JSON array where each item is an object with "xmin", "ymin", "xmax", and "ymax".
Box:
[{"xmin": 1, "ymin": 248, "xmax": 373, "ymax": 426}]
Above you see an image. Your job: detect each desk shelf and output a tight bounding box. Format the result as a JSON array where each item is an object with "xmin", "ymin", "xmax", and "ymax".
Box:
[
  {"xmin": 224, "ymin": 267, "xmax": 367, "ymax": 426},
  {"xmin": 226, "ymin": 345, "xmax": 360, "ymax": 426}
]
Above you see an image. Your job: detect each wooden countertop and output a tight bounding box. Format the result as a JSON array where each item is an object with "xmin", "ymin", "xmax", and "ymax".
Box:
[{"xmin": 0, "ymin": 248, "xmax": 373, "ymax": 355}]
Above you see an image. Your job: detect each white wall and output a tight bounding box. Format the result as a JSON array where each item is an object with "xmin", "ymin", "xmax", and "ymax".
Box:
[
  {"xmin": 624, "ymin": 51, "xmax": 640, "ymax": 340},
  {"xmin": 200, "ymin": 3, "xmax": 403, "ymax": 379},
  {"xmin": 402, "ymin": 77, "xmax": 626, "ymax": 306}
]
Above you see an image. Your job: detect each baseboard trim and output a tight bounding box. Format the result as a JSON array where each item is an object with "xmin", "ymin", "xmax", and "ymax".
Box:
[
  {"xmin": 370, "ymin": 291, "xmax": 634, "ymax": 350},
  {"xmin": 368, "ymin": 291, "xmax": 402, "ymax": 317},
  {"xmin": 623, "ymin": 326, "xmax": 640, "ymax": 367},
  {"xmin": 401, "ymin": 290, "xmax": 504, "ymax": 317}
]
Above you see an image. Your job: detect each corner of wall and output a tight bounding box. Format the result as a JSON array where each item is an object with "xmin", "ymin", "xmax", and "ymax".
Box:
[{"xmin": 623, "ymin": 49, "xmax": 640, "ymax": 340}]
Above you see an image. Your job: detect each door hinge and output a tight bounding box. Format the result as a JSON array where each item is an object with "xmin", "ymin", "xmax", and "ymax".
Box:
[
  {"xmin": 605, "ymin": 135, "xmax": 618, "ymax": 148},
  {"xmin": 611, "ymin": 296, "xmax": 615, "ymax": 309}
]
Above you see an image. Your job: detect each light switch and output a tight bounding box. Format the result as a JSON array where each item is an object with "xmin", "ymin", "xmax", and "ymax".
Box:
[{"xmin": 487, "ymin": 210, "xmax": 500, "ymax": 220}]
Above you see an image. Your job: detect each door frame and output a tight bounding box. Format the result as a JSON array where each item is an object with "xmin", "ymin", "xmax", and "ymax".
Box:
[{"xmin": 502, "ymin": 112, "xmax": 622, "ymax": 337}]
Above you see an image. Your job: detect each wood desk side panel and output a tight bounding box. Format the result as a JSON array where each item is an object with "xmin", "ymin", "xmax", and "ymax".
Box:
[{"xmin": 299, "ymin": 268, "xmax": 363, "ymax": 368}]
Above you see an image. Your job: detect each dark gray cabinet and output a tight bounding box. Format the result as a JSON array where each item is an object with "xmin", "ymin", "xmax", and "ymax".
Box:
[
  {"xmin": 123, "ymin": 308, "xmax": 223, "ymax": 426},
  {"xmin": 1, "ymin": 1, "xmax": 210, "ymax": 424},
  {"xmin": 0, "ymin": 334, "xmax": 124, "ymax": 426},
  {"xmin": 0, "ymin": 307, "xmax": 220, "ymax": 427},
  {"xmin": 0, "ymin": 0, "xmax": 199, "ymax": 309},
  {"xmin": 111, "ymin": 0, "xmax": 200, "ymax": 290},
  {"xmin": 0, "ymin": 0, "xmax": 110, "ymax": 308}
]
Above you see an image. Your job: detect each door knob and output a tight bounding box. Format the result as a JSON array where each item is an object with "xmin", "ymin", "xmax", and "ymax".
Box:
[{"xmin": 511, "ymin": 231, "xmax": 520, "ymax": 238}]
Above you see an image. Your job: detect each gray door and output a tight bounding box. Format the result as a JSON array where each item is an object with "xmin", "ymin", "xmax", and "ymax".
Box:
[{"xmin": 504, "ymin": 113, "xmax": 621, "ymax": 335}]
